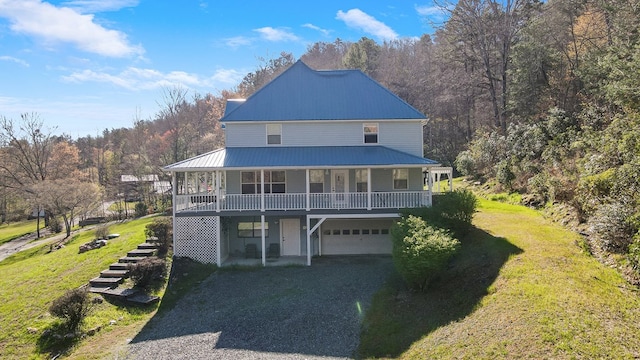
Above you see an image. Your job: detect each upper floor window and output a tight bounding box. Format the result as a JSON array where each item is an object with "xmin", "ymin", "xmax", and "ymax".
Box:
[
  {"xmin": 393, "ymin": 169, "xmax": 408, "ymax": 190},
  {"xmin": 364, "ymin": 123, "xmax": 378, "ymax": 144},
  {"xmin": 267, "ymin": 124, "xmax": 281, "ymax": 145},
  {"xmin": 241, "ymin": 171, "xmax": 286, "ymax": 194}
]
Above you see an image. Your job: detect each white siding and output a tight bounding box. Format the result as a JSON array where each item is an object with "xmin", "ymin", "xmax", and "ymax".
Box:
[{"xmin": 225, "ymin": 120, "xmax": 424, "ymax": 156}]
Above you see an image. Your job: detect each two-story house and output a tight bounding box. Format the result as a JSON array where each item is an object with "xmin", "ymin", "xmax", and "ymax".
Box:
[{"xmin": 164, "ymin": 60, "xmax": 448, "ymax": 266}]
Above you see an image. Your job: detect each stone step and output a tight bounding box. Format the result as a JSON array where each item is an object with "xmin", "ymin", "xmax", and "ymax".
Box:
[
  {"xmin": 109, "ymin": 262, "xmax": 129, "ymax": 270},
  {"xmin": 89, "ymin": 276, "xmax": 122, "ymax": 287},
  {"xmin": 89, "ymin": 286, "xmax": 113, "ymax": 294},
  {"xmin": 137, "ymin": 242, "xmax": 158, "ymax": 250},
  {"xmin": 100, "ymin": 269, "xmax": 129, "ymax": 278},
  {"xmin": 146, "ymin": 236, "xmax": 158, "ymax": 242},
  {"xmin": 119, "ymin": 256, "xmax": 145, "ymax": 263},
  {"xmin": 96, "ymin": 287, "xmax": 139, "ymax": 298},
  {"xmin": 127, "ymin": 249, "xmax": 155, "ymax": 257}
]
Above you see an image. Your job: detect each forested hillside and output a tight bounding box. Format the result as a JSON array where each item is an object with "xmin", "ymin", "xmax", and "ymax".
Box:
[{"xmin": 1, "ymin": 0, "xmax": 639, "ymax": 279}]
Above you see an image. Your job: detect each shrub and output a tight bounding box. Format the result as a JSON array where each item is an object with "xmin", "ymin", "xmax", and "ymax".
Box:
[
  {"xmin": 128, "ymin": 257, "xmax": 167, "ymax": 289},
  {"xmin": 145, "ymin": 217, "xmax": 172, "ymax": 257},
  {"xmin": 589, "ymin": 202, "xmax": 637, "ymax": 253},
  {"xmin": 135, "ymin": 202, "xmax": 149, "ymax": 218},
  {"xmin": 94, "ymin": 224, "xmax": 110, "ymax": 240},
  {"xmin": 48, "ymin": 216, "xmax": 62, "ymax": 233},
  {"xmin": 392, "ymin": 215, "xmax": 460, "ymax": 291},
  {"xmin": 49, "ymin": 288, "xmax": 92, "ymax": 333},
  {"xmin": 411, "ymin": 189, "xmax": 477, "ymax": 237}
]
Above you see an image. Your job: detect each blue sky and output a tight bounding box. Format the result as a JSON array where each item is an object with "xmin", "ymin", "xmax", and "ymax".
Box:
[{"xmin": 0, "ymin": 0, "xmax": 447, "ymax": 138}]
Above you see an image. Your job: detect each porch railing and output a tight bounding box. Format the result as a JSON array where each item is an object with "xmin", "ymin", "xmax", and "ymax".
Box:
[{"xmin": 175, "ymin": 191, "xmax": 431, "ymax": 213}]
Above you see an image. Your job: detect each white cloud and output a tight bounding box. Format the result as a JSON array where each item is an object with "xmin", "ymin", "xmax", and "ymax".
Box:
[
  {"xmin": 302, "ymin": 23, "xmax": 331, "ymax": 37},
  {"xmin": 336, "ymin": 8, "xmax": 398, "ymax": 41},
  {"xmin": 224, "ymin": 36, "xmax": 252, "ymax": 48},
  {"xmin": 61, "ymin": 67, "xmax": 245, "ymax": 91},
  {"xmin": 0, "ymin": 0, "xmax": 143, "ymax": 57},
  {"xmin": 415, "ymin": 3, "xmax": 451, "ymax": 22},
  {"xmin": 60, "ymin": 0, "xmax": 139, "ymax": 13},
  {"xmin": 0, "ymin": 55, "xmax": 29, "ymax": 67},
  {"xmin": 253, "ymin": 27, "xmax": 299, "ymax": 42}
]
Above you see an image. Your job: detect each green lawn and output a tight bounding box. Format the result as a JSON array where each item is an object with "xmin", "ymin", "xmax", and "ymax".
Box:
[
  {"xmin": 0, "ymin": 219, "xmax": 41, "ymax": 245},
  {"xmin": 0, "ymin": 217, "xmax": 160, "ymax": 359},
  {"xmin": 359, "ymin": 199, "xmax": 640, "ymax": 359}
]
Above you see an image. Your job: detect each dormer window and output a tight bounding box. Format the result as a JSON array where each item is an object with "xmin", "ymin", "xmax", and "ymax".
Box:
[
  {"xmin": 364, "ymin": 123, "xmax": 378, "ymax": 144},
  {"xmin": 267, "ymin": 124, "xmax": 282, "ymax": 145}
]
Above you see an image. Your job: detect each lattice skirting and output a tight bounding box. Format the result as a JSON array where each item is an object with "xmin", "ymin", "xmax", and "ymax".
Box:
[{"xmin": 174, "ymin": 216, "xmax": 220, "ymax": 265}]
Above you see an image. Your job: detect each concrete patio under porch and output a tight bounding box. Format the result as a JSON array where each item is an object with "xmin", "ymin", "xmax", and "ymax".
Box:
[{"xmin": 221, "ymin": 255, "xmax": 307, "ymax": 267}]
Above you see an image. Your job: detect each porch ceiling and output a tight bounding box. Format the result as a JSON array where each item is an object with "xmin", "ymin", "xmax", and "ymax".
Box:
[{"xmin": 164, "ymin": 146, "xmax": 439, "ymax": 171}]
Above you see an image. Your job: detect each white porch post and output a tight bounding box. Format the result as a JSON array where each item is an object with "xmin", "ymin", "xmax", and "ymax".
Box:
[
  {"xmin": 306, "ymin": 215, "xmax": 311, "ymax": 266},
  {"xmin": 367, "ymin": 168, "xmax": 372, "ymax": 210},
  {"xmin": 215, "ymin": 170, "xmax": 220, "ymax": 212},
  {"xmin": 216, "ymin": 216, "xmax": 222, "ymax": 266},
  {"xmin": 260, "ymin": 169, "xmax": 265, "ymax": 212},
  {"xmin": 172, "ymin": 172, "xmax": 177, "ymax": 253},
  {"xmin": 261, "ymin": 215, "xmax": 266, "ymax": 266},
  {"xmin": 305, "ymin": 169, "xmax": 310, "ymax": 211}
]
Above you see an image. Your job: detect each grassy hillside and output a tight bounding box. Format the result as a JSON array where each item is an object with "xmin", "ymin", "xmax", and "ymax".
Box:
[
  {"xmin": 0, "ymin": 219, "xmax": 40, "ymax": 245},
  {"xmin": 0, "ymin": 217, "xmax": 159, "ymax": 359},
  {"xmin": 359, "ymin": 199, "xmax": 640, "ymax": 359}
]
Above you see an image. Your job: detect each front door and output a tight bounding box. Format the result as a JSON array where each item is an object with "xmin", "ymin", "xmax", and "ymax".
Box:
[
  {"xmin": 281, "ymin": 218, "xmax": 300, "ymax": 256},
  {"xmin": 331, "ymin": 170, "xmax": 349, "ymax": 206}
]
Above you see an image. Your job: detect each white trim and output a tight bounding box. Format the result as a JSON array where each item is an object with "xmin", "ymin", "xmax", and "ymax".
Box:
[
  {"xmin": 306, "ymin": 217, "xmax": 311, "ymax": 266},
  {"xmin": 222, "ymin": 118, "xmax": 425, "ymax": 126},
  {"xmin": 363, "ymin": 122, "xmax": 379, "ymax": 144}
]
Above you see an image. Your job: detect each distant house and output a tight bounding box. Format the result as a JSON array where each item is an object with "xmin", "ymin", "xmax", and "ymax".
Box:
[
  {"xmin": 120, "ymin": 175, "xmax": 170, "ymax": 200},
  {"xmin": 164, "ymin": 60, "xmax": 450, "ymax": 266}
]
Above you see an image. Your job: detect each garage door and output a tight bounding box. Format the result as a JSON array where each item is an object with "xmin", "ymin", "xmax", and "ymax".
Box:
[{"xmin": 321, "ymin": 219, "xmax": 393, "ymax": 255}]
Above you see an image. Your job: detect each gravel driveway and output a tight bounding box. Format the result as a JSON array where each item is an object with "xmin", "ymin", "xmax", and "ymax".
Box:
[{"xmin": 125, "ymin": 256, "xmax": 393, "ymax": 360}]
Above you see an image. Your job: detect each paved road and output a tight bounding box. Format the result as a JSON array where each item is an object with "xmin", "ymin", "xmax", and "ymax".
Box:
[{"xmin": 125, "ymin": 256, "xmax": 393, "ymax": 360}]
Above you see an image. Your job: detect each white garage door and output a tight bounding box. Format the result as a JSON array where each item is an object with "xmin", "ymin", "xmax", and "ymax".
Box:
[{"xmin": 321, "ymin": 219, "xmax": 393, "ymax": 255}]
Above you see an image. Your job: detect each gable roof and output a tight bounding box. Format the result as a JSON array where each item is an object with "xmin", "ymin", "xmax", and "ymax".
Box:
[
  {"xmin": 164, "ymin": 146, "xmax": 438, "ymax": 171},
  {"xmin": 221, "ymin": 60, "xmax": 426, "ymax": 122}
]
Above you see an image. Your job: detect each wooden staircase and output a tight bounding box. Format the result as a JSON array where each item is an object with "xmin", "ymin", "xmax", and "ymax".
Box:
[{"xmin": 89, "ymin": 241, "xmax": 161, "ymax": 304}]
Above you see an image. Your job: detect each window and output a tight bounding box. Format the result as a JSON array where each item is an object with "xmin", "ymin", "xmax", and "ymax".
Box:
[
  {"xmin": 352, "ymin": 229, "xmax": 360, "ymax": 235},
  {"xmin": 267, "ymin": 124, "xmax": 281, "ymax": 145},
  {"xmin": 393, "ymin": 169, "xmax": 409, "ymax": 190},
  {"xmin": 364, "ymin": 123, "xmax": 378, "ymax": 144},
  {"xmin": 332, "ymin": 229, "xmax": 340, "ymax": 235},
  {"xmin": 309, "ymin": 170, "xmax": 324, "ymax": 193},
  {"xmin": 342, "ymin": 229, "xmax": 351, "ymax": 235},
  {"xmin": 362, "ymin": 229, "xmax": 370, "ymax": 235},
  {"xmin": 356, "ymin": 169, "xmax": 368, "ymax": 192},
  {"xmin": 381, "ymin": 228, "xmax": 389, "ymax": 235},
  {"xmin": 372, "ymin": 229, "xmax": 380, "ymax": 235},
  {"xmin": 238, "ymin": 222, "xmax": 269, "ymax": 238},
  {"xmin": 241, "ymin": 171, "xmax": 286, "ymax": 194}
]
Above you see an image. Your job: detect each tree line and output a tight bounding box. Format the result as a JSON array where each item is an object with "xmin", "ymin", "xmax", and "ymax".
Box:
[{"xmin": 1, "ymin": 0, "xmax": 639, "ymax": 272}]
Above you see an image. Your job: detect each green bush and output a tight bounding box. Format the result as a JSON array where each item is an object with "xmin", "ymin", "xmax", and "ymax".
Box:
[
  {"xmin": 392, "ymin": 215, "xmax": 460, "ymax": 291},
  {"xmin": 407, "ymin": 189, "xmax": 477, "ymax": 238},
  {"xmin": 94, "ymin": 224, "xmax": 110, "ymax": 240},
  {"xmin": 128, "ymin": 257, "xmax": 167, "ymax": 290},
  {"xmin": 589, "ymin": 202, "xmax": 637, "ymax": 253},
  {"xmin": 49, "ymin": 288, "xmax": 92, "ymax": 333},
  {"xmin": 145, "ymin": 217, "xmax": 172, "ymax": 257},
  {"xmin": 134, "ymin": 202, "xmax": 149, "ymax": 218}
]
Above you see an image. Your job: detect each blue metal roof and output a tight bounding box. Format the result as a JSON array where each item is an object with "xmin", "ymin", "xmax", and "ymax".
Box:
[
  {"xmin": 164, "ymin": 146, "xmax": 438, "ymax": 171},
  {"xmin": 221, "ymin": 60, "xmax": 426, "ymax": 122}
]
